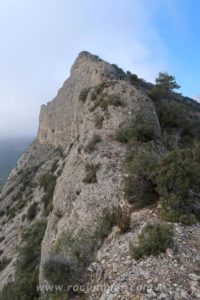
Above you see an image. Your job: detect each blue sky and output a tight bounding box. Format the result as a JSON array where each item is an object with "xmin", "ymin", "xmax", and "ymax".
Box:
[{"xmin": 0, "ymin": 0, "xmax": 199, "ymax": 137}]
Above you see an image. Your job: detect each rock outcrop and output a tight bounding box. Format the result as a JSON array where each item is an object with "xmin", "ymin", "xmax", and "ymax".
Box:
[{"xmin": 1, "ymin": 52, "xmax": 200, "ymax": 300}]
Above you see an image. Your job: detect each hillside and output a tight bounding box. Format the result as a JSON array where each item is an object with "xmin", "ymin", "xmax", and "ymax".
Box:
[
  {"xmin": 1, "ymin": 52, "xmax": 200, "ymax": 300},
  {"xmin": 0, "ymin": 138, "xmax": 33, "ymax": 188}
]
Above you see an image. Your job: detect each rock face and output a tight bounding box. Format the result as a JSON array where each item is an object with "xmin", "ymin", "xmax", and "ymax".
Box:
[
  {"xmin": 38, "ymin": 51, "xmax": 120, "ymax": 147},
  {"xmin": 1, "ymin": 52, "xmax": 200, "ymax": 299},
  {"xmin": 37, "ymin": 51, "xmax": 160, "ymax": 286}
]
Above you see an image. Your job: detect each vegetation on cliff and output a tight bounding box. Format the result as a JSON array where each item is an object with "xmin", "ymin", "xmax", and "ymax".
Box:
[
  {"xmin": 118, "ymin": 71, "xmax": 200, "ymax": 225},
  {"xmin": 0, "ymin": 219, "xmax": 47, "ymax": 300},
  {"xmin": 130, "ymin": 223, "xmax": 174, "ymax": 259}
]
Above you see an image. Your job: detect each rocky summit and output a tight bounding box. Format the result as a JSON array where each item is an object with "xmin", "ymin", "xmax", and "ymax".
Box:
[{"xmin": 1, "ymin": 52, "xmax": 200, "ymax": 300}]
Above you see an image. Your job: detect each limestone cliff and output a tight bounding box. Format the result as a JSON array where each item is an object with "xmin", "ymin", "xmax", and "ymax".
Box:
[
  {"xmin": 38, "ymin": 51, "xmax": 121, "ymax": 147},
  {"xmin": 1, "ymin": 52, "xmax": 200, "ymax": 300}
]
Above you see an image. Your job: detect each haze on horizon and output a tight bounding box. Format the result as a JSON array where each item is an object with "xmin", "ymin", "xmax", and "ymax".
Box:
[{"xmin": 0, "ymin": 0, "xmax": 200, "ymax": 139}]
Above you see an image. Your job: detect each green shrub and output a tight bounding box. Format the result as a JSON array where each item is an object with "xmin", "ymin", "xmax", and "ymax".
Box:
[
  {"xmin": 156, "ymin": 100, "xmax": 189, "ymax": 130},
  {"xmin": 91, "ymin": 91, "xmax": 97, "ymax": 101},
  {"xmin": 149, "ymin": 85, "xmax": 164, "ymax": 102},
  {"xmin": 16, "ymin": 219, "xmax": 47, "ymax": 298},
  {"xmin": 53, "ymin": 231, "xmax": 94, "ymax": 268},
  {"xmin": 124, "ymin": 144, "xmax": 158, "ymax": 208},
  {"xmin": 127, "ymin": 72, "xmax": 139, "ymax": 86},
  {"xmin": 83, "ymin": 163, "xmax": 100, "ymax": 184},
  {"xmin": 179, "ymin": 213, "xmax": 197, "ymax": 225},
  {"xmin": 52, "ymin": 207, "xmax": 117, "ymax": 262},
  {"xmin": 155, "ymin": 72, "xmax": 180, "ymax": 92},
  {"xmin": 131, "ymin": 116, "xmax": 156, "ymax": 143},
  {"xmin": 115, "ymin": 128, "xmax": 130, "ymax": 143},
  {"xmin": 94, "ymin": 207, "xmax": 117, "ymax": 243},
  {"xmin": 69, "ymin": 235, "xmax": 93, "ymax": 266},
  {"xmin": 148, "ymin": 73, "xmax": 200, "ymax": 150},
  {"xmin": 19, "ymin": 167, "xmax": 39, "ymax": 191},
  {"xmin": 0, "ymin": 219, "xmax": 47, "ymax": 299},
  {"xmin": 39, "ymin": 173, "xmax": 57, "ymax": 192},
  {"xmin": 17, "ymin": 218, "xmax": 47, "ymax": 261},
  {"xmin": 5, "ymin": 195, "xmax": 27, "ymax": 220},
  {"xmin": 89, "ymin": 81, "xmax": 122, "ymax": 112},
  {"xmin": 94, "ymin": 82, "xmax": 106, "ymax": 95},
  {"xmin": 159, "ymin": 205, "xmax": 197, "ymax": 225},
  {"xmin": 154, "ymin": 98, "xmax": 200, "ymax": 149},
  {"xmin": 40, "ymin": 173, "xmax": 57, "ymax": 216},
  {"xmin": 149, "ymin": 72, "xmax": 180, "ymax": 101},
  {"xmin": 156, "ymin": 147, "xmax": 200, "ymax": 224},
  {"xmin": 124, "ymin": 175, "xmax": 157, "ymax": 208},
  {"xmin": 43, "ymin": 255, "xmax": 79, "ymax": 287},
  {"xmin": 179, "ymin": 135, "xmax": 195, "ymax": 149},
  {"xmin": 0, "ymin": 257, "xmax": 12, "ymax": 272},
  {"xmin": 45, "ymin": 231, "xmax": 95, "ymax": 294},
  {"xmin": 109, "ymin": 94, "xmax": 123, "ymax": 106},
  {"xmin": 42, "ymin": 194, "xmax": 54, "ymax": 217},
  {"xmin": 43, "ymin": 207, "xmax": 117, "ymax": 297},
  {"xmin": 99, "ymin": 94, "xmax": 122, "ymax": 111},
  {"xmin": 79, "ymin": 88, "xmax": 89, "ymax": 103},
  {"xmin": 130, "ymin": 223, "xmax": 173, "ymax": 259},
  {"xmin": 111, "ymin": 64, "xmax": 126, "ymax": 80},
  {"xmin": 0, "ymin": 282, "xmax": 17, "ymax": 300},
  {"xmin": 128, "ymin": 144, "xmax": 158, "ymax": 176},
  {"xmin": 27, "ymin": 202, "xmax": 38, "ymax": 221},
  {"xmin": 0, "ymin": 236, "xmax": 5, "ymax": 243},
  {"xmin": 16, "ymin": 198, "xmax": 26, "ymax": 211},
  {"xmin": 6, "ymin": 206, "xmax": 16, "ymax": 220},
  {"xmin": 98, "ymin": 95, "xmax": 111, "ymax": 111},
  {"xmin": 22, "ymin": 214, "xmax": 26, "ymax": 222},
  {"xmin": 116, "ymin": 115, "xmax": 156, "ymax": 144},
  {"xmin": 91, "ymin": 89, "xmax": 98, "ymax": 101},
  {"xmin": 0, "ymin": 210, "xmax": 5, "ymax": 217}
]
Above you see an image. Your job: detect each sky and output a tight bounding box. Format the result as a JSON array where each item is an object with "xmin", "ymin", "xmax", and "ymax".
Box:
[{"xmin": 0, "ymin": 0, "xmax": 199, "ymax": 138}]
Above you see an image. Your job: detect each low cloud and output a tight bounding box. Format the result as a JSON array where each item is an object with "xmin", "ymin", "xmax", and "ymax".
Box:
[{"xmin": 0, "ymin": 0, "xmax": 173, "ymax": 138}]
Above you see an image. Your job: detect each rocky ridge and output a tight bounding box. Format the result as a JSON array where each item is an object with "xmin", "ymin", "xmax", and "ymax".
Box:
[{"xmin": 0, "ymin": 52, "xmax": 200, "ymax": 299}]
